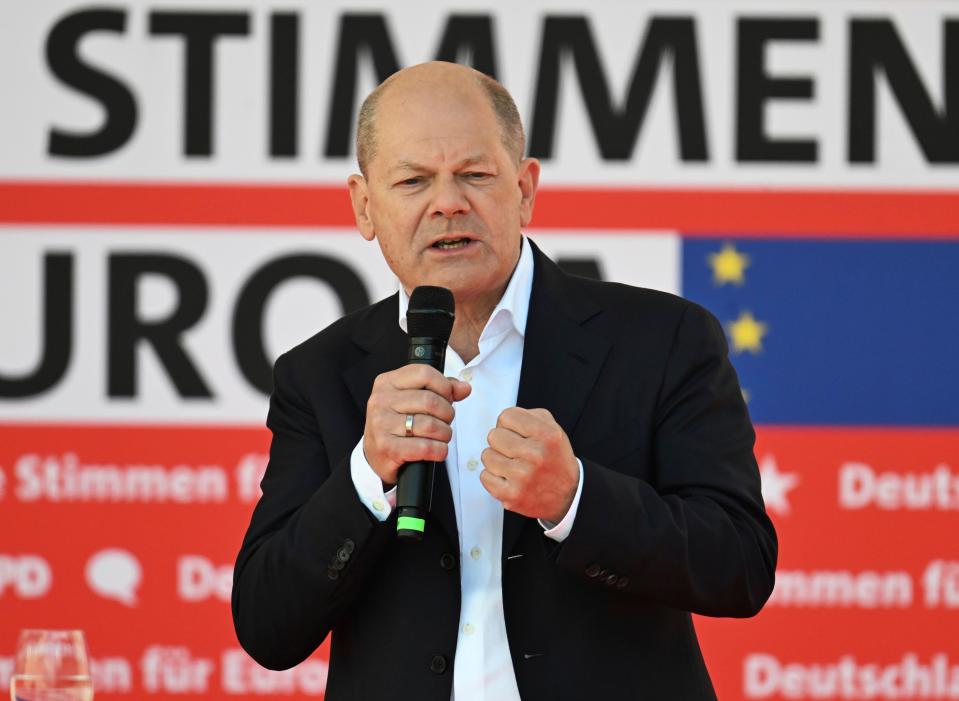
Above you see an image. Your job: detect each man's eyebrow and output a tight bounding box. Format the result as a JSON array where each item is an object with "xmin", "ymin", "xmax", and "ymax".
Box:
[
  {"xmin": 457, "ymin": 155, "xmax": 493, "ymax": 168},
  {"xmin": 389, "ymin": 155, "xmax": 493, "ymax": 174},
  {"xmin": 390, "ymin": 160, "xmax": 427, "ymax": 174}
]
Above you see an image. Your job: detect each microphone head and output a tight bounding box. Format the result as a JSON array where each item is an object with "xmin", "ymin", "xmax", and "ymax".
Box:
[{"xmin": 408, "ymin": 286, "xmax": 455, "ymax": 341}]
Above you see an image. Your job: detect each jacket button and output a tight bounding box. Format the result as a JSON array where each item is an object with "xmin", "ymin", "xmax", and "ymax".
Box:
[
  {"xmin": 331, "ymin": 559, "xmax": 346, "ymax": 571},
  {"xmin": 327, "ymin": 567, "xmax": 339, "ymax": 580},
  {"xmin": 585, "ymin": 563, "xmax": 601, "ymax": 578},
  {"xmin": 343, "ymin": 539, "xmax": 355, "ymax": 554},
  {"xmin": 439, "ymin": 553, "xmax": 456, "ymax": 571},
  {"xmin": 605, "ymin": 574, "xmax": 619, "ymax": 587},
  {"xmin": 336, "ymin": 547, "xmax": 351, "ymax": 562},
  {"xmin": 430, "ymin": 655, "xmax": 448, "ymax": 674},
  {"xmin": 616, "ymin": 577, "xmax": 629, "ymax": 590}
]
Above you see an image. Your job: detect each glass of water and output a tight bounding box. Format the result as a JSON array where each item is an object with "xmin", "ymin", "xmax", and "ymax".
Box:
[{"xmin": 10, "ymin": 630, "xmax": 94, "ymax": 701}]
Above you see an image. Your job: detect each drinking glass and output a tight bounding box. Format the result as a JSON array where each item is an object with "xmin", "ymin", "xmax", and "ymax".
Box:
[{"xmin": 9, "ymin": 630, "xmax": 94, "ymax": 701}]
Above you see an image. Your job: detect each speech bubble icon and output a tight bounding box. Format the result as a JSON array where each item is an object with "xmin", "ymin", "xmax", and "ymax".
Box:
[{"xmin": 85, "ymin": 548, "xmax": 142, "ymax": 607}]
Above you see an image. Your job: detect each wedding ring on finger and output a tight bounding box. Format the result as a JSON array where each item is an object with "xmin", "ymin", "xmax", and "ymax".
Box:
[{"xmin": 405, "ymin": 413, "xmax": 415, "ymax": 437}]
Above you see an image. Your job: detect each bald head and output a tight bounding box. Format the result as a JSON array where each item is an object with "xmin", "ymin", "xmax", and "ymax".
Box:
[{"xmin": 356, "ymin": 62, "xmax": 525, "ymax": 177}]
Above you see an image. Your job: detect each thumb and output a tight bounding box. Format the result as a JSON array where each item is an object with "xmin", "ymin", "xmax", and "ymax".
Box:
[{"xmin": 450, "ymin": 378, "xmax": 472, "ymax": 402}]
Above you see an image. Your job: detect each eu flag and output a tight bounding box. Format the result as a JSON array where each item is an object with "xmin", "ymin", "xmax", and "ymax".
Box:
[{"xmin": 682, "ymin": 240, "xmax": 959, "ymax": 426}]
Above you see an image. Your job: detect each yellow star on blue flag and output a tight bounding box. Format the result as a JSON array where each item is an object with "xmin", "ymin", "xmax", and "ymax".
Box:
[
  {"xmin": 728, "ymin": 311, "xmax": 769, "ymax": 354},
  {"xmin": 708, "ymin": 243, "xmax": 750, "ymax": 286}
]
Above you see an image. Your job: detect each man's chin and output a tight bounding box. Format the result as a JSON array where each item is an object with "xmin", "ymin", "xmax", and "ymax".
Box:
[
  {"xmin": 403, "ymin": 278, "xmax": 479, "ymax": 301},
  {"xmin": 402, "ymin": 267, "xmax": 506, "ymax": 306}
]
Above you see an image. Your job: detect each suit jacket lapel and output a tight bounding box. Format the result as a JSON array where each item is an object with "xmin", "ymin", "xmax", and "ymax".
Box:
[
  {"xmin": 503, "ymin": 241, "xmax": 611, "ymax": 556},
  {"xmin": 342, "ymin": 295, "xmax": 459, "ymax": 545},
  {"xmin": 342, "ymin": 296, "xmax": 405, "ymax": 411}
]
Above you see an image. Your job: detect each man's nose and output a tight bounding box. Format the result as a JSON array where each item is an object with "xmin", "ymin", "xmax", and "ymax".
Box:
[{"xmin": 430, "ymin": 175, "xmax": 471, "ymax": 218}]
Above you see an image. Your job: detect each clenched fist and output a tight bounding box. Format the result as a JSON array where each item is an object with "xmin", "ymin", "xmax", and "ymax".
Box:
[
  {"xmin": 480, "ymin": 407, "xmax": 580, "ymax": 523},
  {"xmin": 364, "ymin": 364, "xmax": 472, "ymax": 486}
]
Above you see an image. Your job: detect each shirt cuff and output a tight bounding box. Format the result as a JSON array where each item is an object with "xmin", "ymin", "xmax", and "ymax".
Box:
[
  {"xmin": 538, "ymin": 458, "xmax": 584, "ymax": 542},
  {"xmin": 349, "ymin": 438, "xmax": 396, "ymax": 522}
]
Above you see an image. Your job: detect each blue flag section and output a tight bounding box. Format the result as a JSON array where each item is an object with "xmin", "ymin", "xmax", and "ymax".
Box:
[{"xmin": 681, "ymin": 239, "xmax": 959, "ymax": 426}]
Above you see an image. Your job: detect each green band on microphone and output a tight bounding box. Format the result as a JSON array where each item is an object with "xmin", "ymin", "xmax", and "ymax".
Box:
[{"xmin": 397, "ymin": 516, "xmax": 426, "ymax": 533}]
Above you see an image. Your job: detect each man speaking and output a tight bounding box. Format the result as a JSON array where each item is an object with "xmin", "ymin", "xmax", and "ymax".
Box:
[{"xmin": 232, "ymin": 61, "xmax": 777, "ymax": 700}]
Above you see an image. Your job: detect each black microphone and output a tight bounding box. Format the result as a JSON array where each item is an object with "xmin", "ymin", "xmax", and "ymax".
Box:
[{"xmin": 396, "ymin": 286, "xmax": 455, "ymax": 540}]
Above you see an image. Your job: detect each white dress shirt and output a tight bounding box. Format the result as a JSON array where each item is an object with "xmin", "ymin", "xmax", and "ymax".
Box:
[{"xmin": 350, "ymin": 236, "xmax": 584, "ymax": 700}]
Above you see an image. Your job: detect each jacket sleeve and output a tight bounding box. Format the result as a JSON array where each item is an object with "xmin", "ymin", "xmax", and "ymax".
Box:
[
  {"xmin": 550, "ymin": 302, "xmax": 778, "ymax": 617},
  {"xmin": 231, "ymin": 351, "xmax": 393, "ymax": 670}
]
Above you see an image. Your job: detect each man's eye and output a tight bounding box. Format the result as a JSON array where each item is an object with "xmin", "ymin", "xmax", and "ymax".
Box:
[
  {"xmin": 399, "ymin": 177, "xmax": 422, "ymax": 186},
  {"xmin": 464, "ymin": 172, "xmax": 491, "ymax": 181}
]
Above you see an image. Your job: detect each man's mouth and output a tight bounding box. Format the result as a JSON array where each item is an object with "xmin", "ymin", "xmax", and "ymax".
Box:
[{"xmin": 432, "ymin": 237, "xmax": 472, "ymax": 250}]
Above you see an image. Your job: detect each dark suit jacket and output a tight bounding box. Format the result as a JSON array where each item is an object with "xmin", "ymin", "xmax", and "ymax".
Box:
[{"xmin": 232, "ymin": 240, "xmax": 777, "ymax": 700}]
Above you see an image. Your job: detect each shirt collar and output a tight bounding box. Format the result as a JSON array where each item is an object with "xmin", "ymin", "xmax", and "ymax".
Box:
[{"xmin": 398, "ymin": 235, "xmax": 534, "ymax": 340}]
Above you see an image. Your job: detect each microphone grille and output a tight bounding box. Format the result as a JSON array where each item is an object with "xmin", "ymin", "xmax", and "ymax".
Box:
[{"xmin": 408, "ymin": 286, "xmax": 455, "ymax": 340}]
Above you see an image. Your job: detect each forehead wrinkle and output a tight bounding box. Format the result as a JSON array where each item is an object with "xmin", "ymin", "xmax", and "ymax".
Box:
[{"xmin": 389, "ymin": 153, "xmax": 495, "ymax": 175}]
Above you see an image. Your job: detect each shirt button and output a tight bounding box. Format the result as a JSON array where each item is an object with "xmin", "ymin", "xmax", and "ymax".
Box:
[
  {"xmin": 460, "ymin": 369, "xmax": 473, "ymax": 382},
  {"xmin": 372, "ymin": 500, "xmax": 385, "ymax": 512},
  {"xmin": 470, "ymin": 546, "xmax": 482, "ymax": 560},
  {"xmin": 466, "ymin": 458, "xmax": 479, "ymax": 471},
  {"xmin": 463, "ymin": 623, "xmax": 475, "ymax": 635}
]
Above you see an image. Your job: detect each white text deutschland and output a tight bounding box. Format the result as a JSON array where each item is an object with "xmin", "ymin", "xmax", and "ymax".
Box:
[
  {"xmin": 746, "ymin": 653, "xmax": 959, "ymax": 699},
  {"xmin": 840, "ymin": 463, "xmax": 959, "ymax": 510}
]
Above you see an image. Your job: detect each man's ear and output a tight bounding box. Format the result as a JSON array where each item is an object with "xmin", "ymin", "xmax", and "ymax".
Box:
[
  {"xmin": 347, "ymin": 174, "xmax": 375, "ymax": 241},
  {"xmin": 517, "ymin": 158, "xmax": 541, "ymax": 228}
]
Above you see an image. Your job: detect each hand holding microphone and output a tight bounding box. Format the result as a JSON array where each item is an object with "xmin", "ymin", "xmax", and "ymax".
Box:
[
  {"xmin": 361, "ymin": 286, "xmax": 470, "ymax": 539},
  {"xmin": 362, "ymin": 365, "xmax": 470, "ymax": 483}
]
